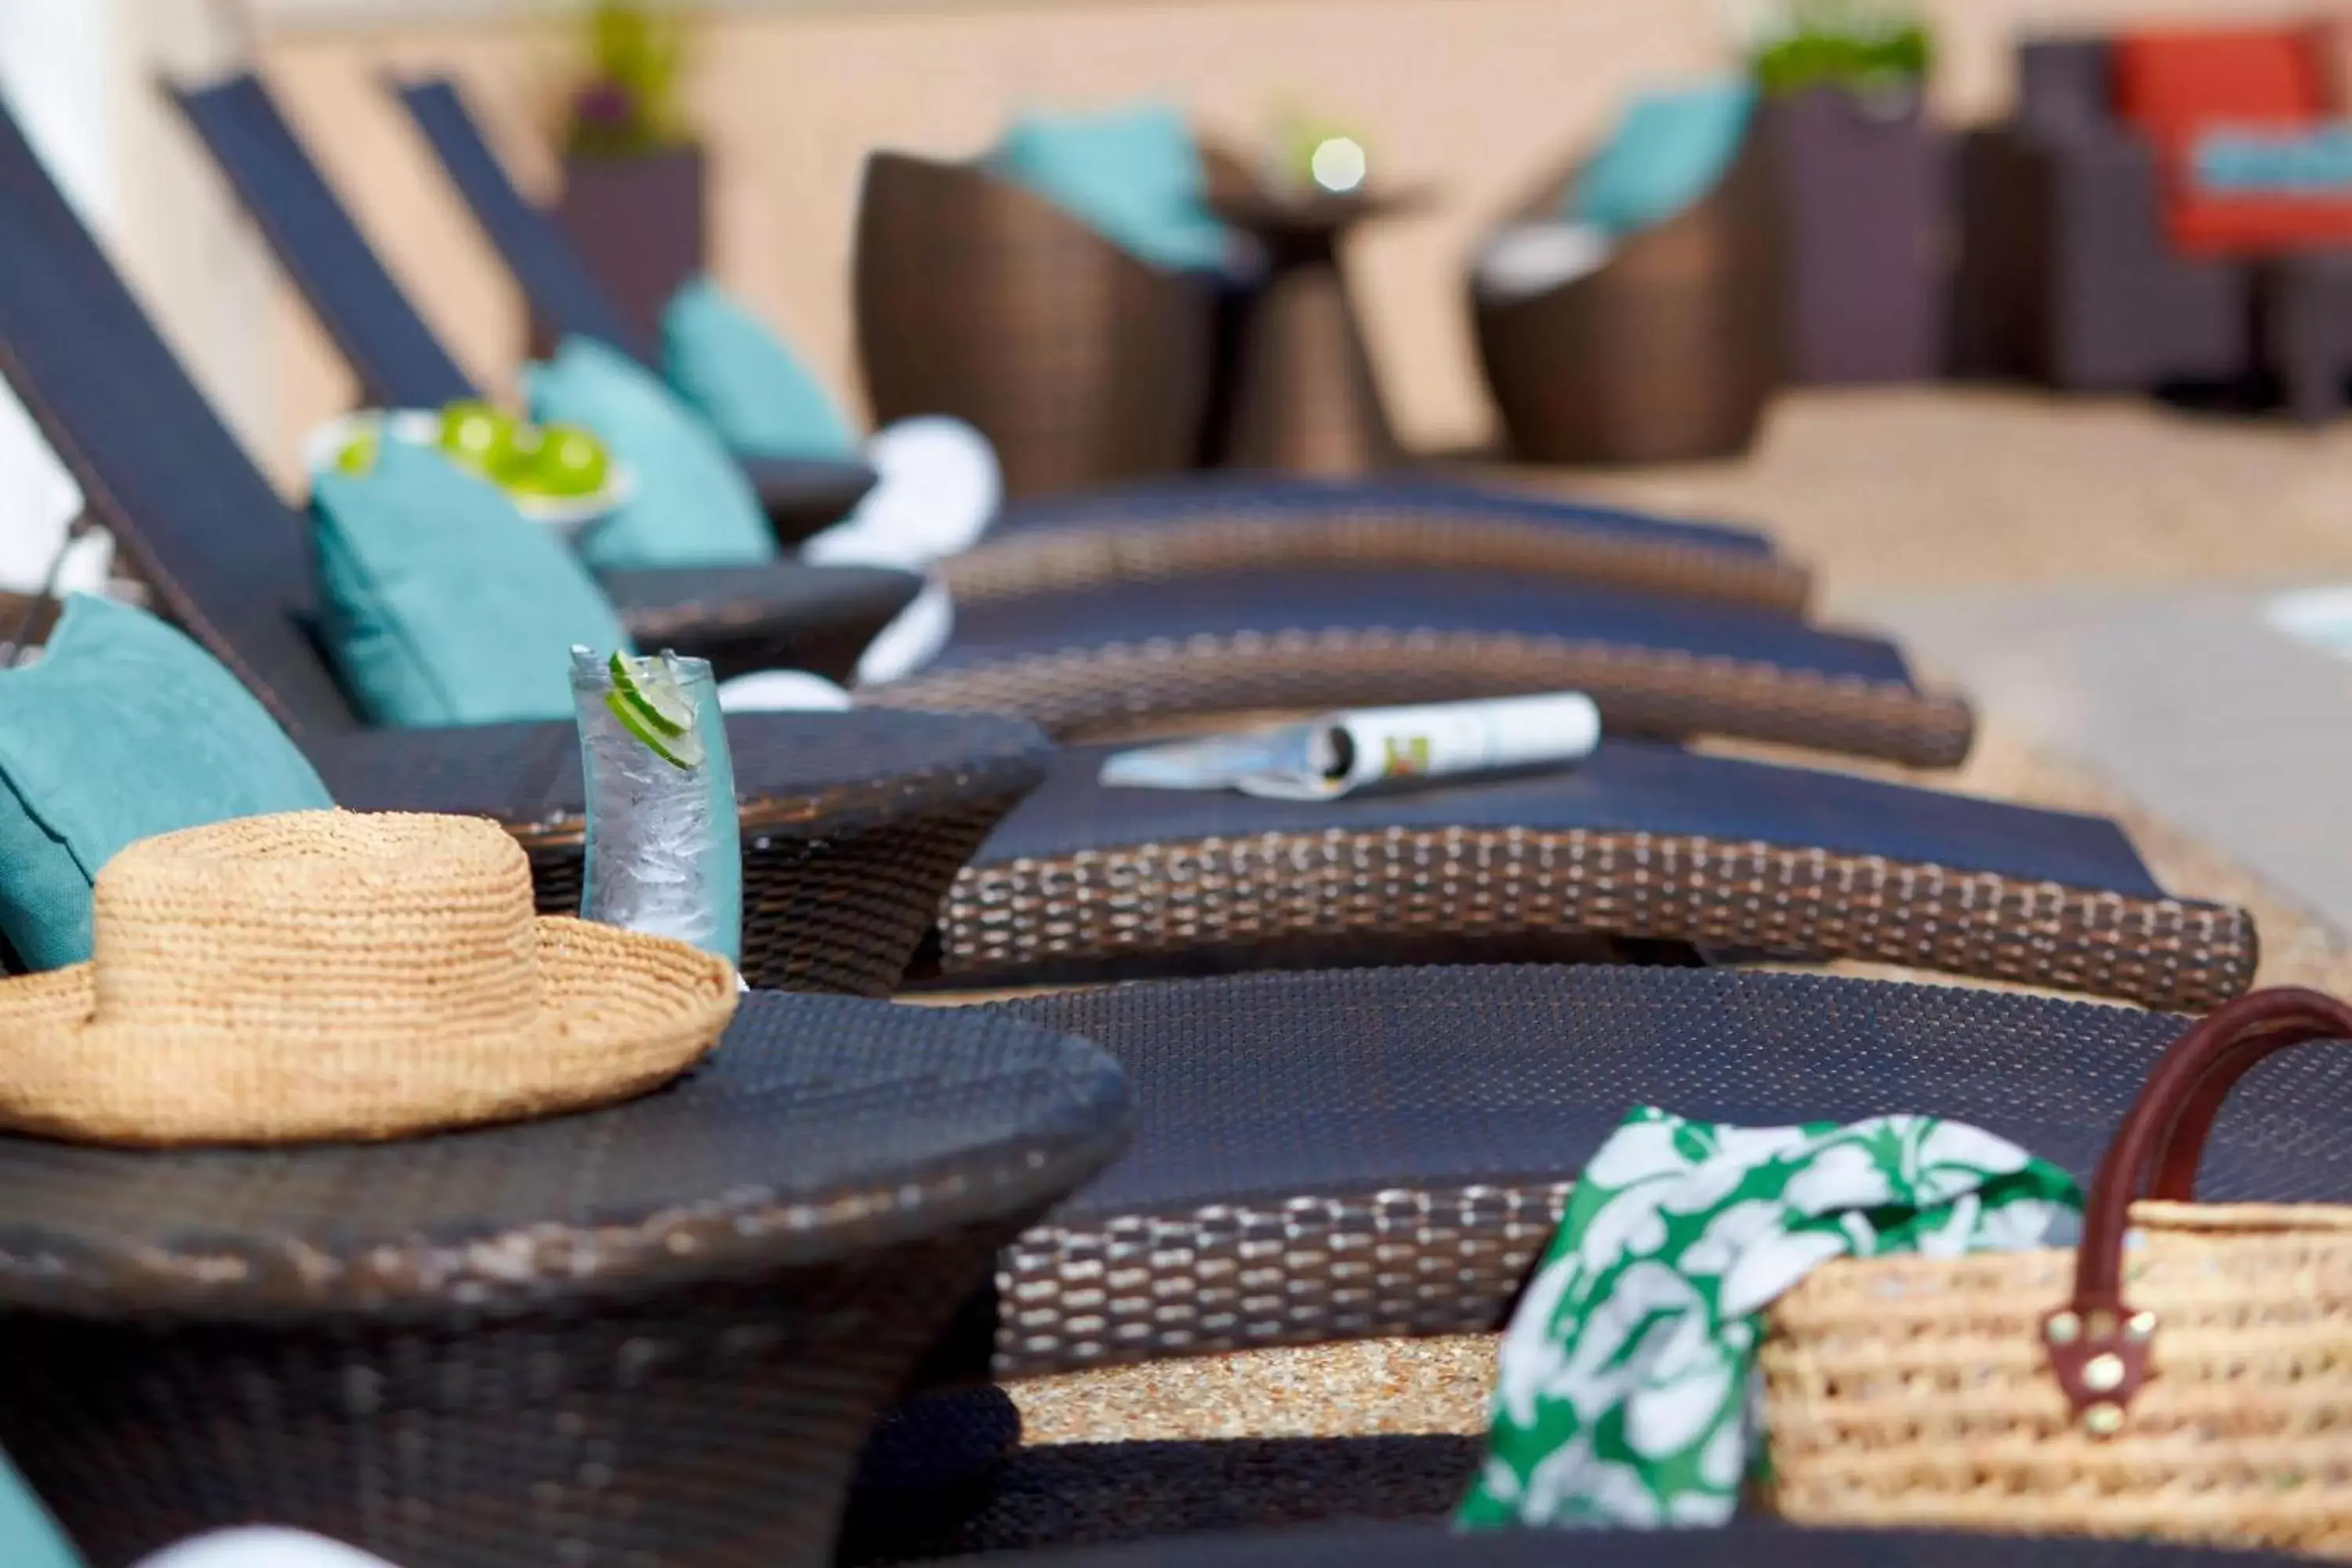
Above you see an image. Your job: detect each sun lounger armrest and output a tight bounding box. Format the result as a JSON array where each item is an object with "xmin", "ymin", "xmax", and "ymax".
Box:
[
  {"xmin": 735, "ymin": 456, "xmax": 879, "ymax": 546},
  {"xmin": 303, "ymin": 722, "xmax": 578, "ymax": 829},
  {"xmin": 597, "ymin": 562, "xmax": 922, "ymax": 683}
]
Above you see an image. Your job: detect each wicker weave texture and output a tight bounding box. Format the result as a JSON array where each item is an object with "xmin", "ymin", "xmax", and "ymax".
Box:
[
  {"xmin": 1762, "ymin": 1206, "xmax": 2352, "ymax": 1555},
  {"xmin": 1000, "ymin": 1181, "xmax": 1569, "ymax": 1376},
  {"xmin": 867, "ymin": 630, "xmax": 1973, "ymax": 765},
  {"xmin": 2, "ymin": 1224, "xmax": 1015, "ymax": 1568},
  {"xmin": 938, "ymin": 504, "xmax": 1813, "ymax": 613},
  {"xmin": 962, "ymin": 967, "xmax": 2352, "ymax": 1386},
  {"xmin": 866, "ymin": 630, "xmax": 1966, "ymax": 766},
  {"xmin": 1474, "ymin": 132, "xmax": 1784, "ymax": 465},
  {"xmin": 526, "ymin": 793, "xmax": 1029, "ymax": 998},
  {"xmin": 941, "ymin": 827, "xmax": 2256, "ymax": 1009},
  {"xmin": 0, "ymin": 993, "xmax": 1132, "ymax": 1565},
  {"xmin": 855, "ymin": 152, "xmax": 1215, "ymax": 501}
]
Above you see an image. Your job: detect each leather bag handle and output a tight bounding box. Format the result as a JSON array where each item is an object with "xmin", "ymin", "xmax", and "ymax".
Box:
[{"xmin": 2041, "ymin": 986, "xmax": 2352, "ymax": 1435}]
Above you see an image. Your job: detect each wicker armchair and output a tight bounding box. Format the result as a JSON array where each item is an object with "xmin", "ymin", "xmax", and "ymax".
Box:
[
  {"xmin": 1472, "ymin": 136, "xmax": 1786, "ymax": 465},
  {"xmin": 855, "ymin": 151, "xmax": 1218, "ymax": 501}
]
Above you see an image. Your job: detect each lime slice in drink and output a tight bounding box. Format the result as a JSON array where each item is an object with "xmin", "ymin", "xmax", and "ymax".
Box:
[
  {"xmin": 608, "ymin": 649, "xmax": 693, "ymax": 737},
  {"xmin": 604, "ymin": 689, "xmax": 703, "ymax": 769}
]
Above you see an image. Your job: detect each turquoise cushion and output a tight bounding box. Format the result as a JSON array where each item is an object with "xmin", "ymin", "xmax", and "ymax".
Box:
[
  {"xmin": 661, "ymin": 277, "xmax": 861, "ymax": 461},
  {"xmin": 2194, "ymin": 122, "xmax": 2352, "ymax": 193},
  {"xmin": 310, "ymin": 441, "xmax": 635, "ymax": 728},
  {"xmin": 1571, "ymin": 82, "xmax": 1757, "ymax": 236},
  {"xmin": 0, "ymin": 1453, "xmax": 73, "ymax": 1568},
  {"xmin": 526, "ymin": 336, "xmax": 780, "ymax": 572},
  {"xmin": 992, "ymin": 102, "xmax": 1232, "ymax": 273},
  {"xmin": 0, "ymin": 594, "xmax": 333, "ymax": 971}
]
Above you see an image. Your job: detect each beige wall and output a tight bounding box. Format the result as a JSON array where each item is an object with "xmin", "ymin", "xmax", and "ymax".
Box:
[{"xmin": 227, "ymin": 0, "xmax": 2311, "ymax": 480}]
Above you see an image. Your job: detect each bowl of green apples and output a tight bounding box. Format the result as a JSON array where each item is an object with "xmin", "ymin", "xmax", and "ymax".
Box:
[{"xmin": 303, "ymin": 402, "xmax": 635, "ymax": 543}]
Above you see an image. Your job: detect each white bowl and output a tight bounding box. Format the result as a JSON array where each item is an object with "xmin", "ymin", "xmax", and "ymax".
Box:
[{"xmin": 302, "ymin": 410, "xmax": 636, "ymax": 544}]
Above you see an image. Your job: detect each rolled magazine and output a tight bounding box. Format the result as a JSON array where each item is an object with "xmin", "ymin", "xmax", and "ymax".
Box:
[{"xmin": 1101, "ymin": 691, "xmax": 1602, "ymax": 800}]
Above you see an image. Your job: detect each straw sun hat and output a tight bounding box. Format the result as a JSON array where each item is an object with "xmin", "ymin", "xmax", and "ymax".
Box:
[{"xmin": 0, "ymin": 811, "xmax": 738, "ymax": 1146}]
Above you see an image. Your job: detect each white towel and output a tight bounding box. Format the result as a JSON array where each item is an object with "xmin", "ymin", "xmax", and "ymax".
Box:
[
  {"xmin": 803, "ymin": 416, "xmax": 1000, "ymax": 571},
  {"xmin": 1474, "ymin": 221, "xmax": 1615, "ymax": 303},
  {"xmin": 854, "ymin": 577, "xmax": 955, "ymax": 684},
  {"xmin": 716, "ymin": 669, "xmax": 854, "ymax": 712},
  {"xmin": 135, "ymin": 1528, "xmax": 400, "ymax": 1568}
]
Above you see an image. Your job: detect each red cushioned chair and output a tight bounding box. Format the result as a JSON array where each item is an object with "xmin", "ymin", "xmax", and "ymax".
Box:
[{"xmin": 2115, "ymin": 24, "xmax": 2352, "ymax": 256}]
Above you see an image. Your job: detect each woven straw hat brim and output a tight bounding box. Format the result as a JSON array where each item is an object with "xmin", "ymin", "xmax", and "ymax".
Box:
[{"xmin": 0, "ymin": 918, "xmax": 738, "ymax": 1146}]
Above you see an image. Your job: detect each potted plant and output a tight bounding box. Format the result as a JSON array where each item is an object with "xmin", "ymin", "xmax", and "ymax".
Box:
[
  {"xmin": 550, "ymin": 0, "xmax": 703, "ymax": 353},
  {"xmin": 1747, "ymin": 0, "xmax": 1948, "ymax": 383},
  {"xmin": 1751, "ymin": 0, "xmax": 1933, "ymax": 113}
]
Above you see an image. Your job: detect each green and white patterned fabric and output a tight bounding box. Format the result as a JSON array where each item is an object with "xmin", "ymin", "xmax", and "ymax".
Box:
[{"xmin": 1460, "ymin": 1108, "xmax": 2082, "ymax": 1530}]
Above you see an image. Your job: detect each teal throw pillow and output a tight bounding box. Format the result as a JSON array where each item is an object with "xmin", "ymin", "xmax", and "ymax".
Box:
[
  {"xmin": 661, "ymin": 277, "xmax": 861, "ymax": 461},
  {"xmin": 0, "ymin": 594, "xmax": 334, "ymax": 971},
  {"xmin": 1572, "ymin": 82, "xmax": 1757, "ymax": 236},
  {"xmin": 310, "ymin": 440, "xmax": 635, "ymax": 728},
  {"xmin": 0, "ymin": 1452, "xmax": 72, "ymax": 1568},
  {"xmin": 2194, "ymin": 122, "xmax": 2352, "ymax": 194},
  {"xmin": 992, "ymin": 102, "xmax": 1232, "ymax": 273},
  {"xmin": 526, "ymin": 336, "xmax": 780, "ymax": 572}
]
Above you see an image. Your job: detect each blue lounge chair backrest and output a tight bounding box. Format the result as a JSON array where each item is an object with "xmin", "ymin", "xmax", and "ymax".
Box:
[
  {"xmin": 394, "ymin": 77, "xmax": 658, "ymax": 368},
  {"xmin": 172, "ymin": 72, "xmax": 477, "ymax": 410},
  {"xmin": 0, "ymin": 91, "xmax": 361, "ymax": 735}
]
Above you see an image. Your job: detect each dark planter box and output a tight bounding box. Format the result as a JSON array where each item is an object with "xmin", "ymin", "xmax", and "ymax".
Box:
[
  {"xmin": 1759, "ymin": 85, "xmax": 1951, "ymax": 384},
  {"xmin": 550, "ymin": 144, "xmax": 707, "ymax": 356}
]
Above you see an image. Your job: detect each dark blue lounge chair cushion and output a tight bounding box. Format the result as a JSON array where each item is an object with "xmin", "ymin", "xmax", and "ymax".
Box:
[{"xmin": 940, "ymin": 572, "xmax": 1912, "ymax": 685}]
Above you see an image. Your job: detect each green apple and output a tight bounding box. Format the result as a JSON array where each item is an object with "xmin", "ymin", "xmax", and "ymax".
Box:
[
  {"xmin": 493, "ymin": 422, "xmax": 546, "ymax": 489},
  {"xmin": 436, "ymin": 400, "xmax": 520, "ymax": 477},
  {"xmin": 334, "ymin": 428, "xmax": 379, "ymax": 477},
  {"xmin": 531, "ymin": 423, "xmax": 612, "ymax": 499}
]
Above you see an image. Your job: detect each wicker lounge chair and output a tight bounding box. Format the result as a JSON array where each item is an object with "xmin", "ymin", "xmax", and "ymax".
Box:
[
  {"xmin": 0, "ymin": 98, "xmax": 1051, "ymax": 996},
  {"xmin": 0, "ymin": 992, "xmax": 1129, "ymax": 1568},
  {"xmin": 980, "ymin": 1523, "xmax": 2304, "ymax": 1566},
  {"xmin": 863, "ymin": 572, "xmax": 1972, "ymax": 766},
  {"xmin": 849, "ymin": 964, "xmax": 2317, "ymax": 1552},
  {"xmin": 166, "ymin": 78, "xmax": 879, "ymax": 550},
  {"xmin": 928, "ymin": 739, "xmax": 2253, "ymax": 1009},
  {"xmin": 369, "ymin": 73, "xmax": 1813, "ymax": 614},
  {"xmin": 962, "ymin": 965, "xmax": 2348, "ymax": 1392},
  {"xmin": 176, "ymin": 76, "xmax": 1952, "ymax": 765},
  {"xmin": 158, "ymin": 89, "xmax": 931, "ymax": 679}
]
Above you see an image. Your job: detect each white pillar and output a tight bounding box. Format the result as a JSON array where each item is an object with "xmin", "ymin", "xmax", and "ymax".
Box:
[{"xmin": 0, "ymin": 0, "xmax": 114, "ymax": 594}]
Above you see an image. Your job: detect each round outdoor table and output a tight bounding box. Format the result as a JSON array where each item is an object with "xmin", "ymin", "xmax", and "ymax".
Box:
[
  {"xmin": 0, "ymin": 992, "xmax": 1127, "ymax": 1568},
  {"xmin": 1209, "ymin": 186, "xmax": 1431, "ymax": 477}
]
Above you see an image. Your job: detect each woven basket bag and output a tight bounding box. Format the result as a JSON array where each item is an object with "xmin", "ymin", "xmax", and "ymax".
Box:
[{"xmin": 1759, "ymin": 987, "xmax": 2352, "ymax": 1556}]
